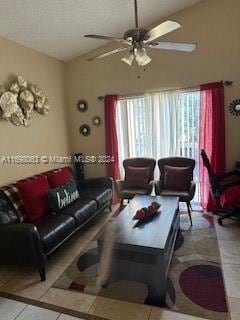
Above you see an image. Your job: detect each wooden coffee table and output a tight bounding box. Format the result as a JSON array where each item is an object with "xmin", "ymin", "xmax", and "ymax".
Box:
[{"xmin": 98, "ymin": 195, "xmax": 179, "ymax": 306}]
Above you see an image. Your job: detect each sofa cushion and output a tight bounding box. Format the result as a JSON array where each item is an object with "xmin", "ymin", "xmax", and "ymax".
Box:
[
  {"xmin": 125, "ymin": 166, "xmax": 150, "ymax": 189},
  {"xmin": 164, "ymin": 165, "xmax": 191, "ymax": 191},
  {"xmin": 48, "ymin": 180, "xmax": 79, "ymax": 212},
  {"xmin": 79, "ymin": 188, "xmax": 112, "ymax": 208},
  {"xmin": 16, "ymin": 175, "xmax": 50, "ymax": 222},
  {"xmin": 46, "ymin": 167, "xmax": 73, "ymax": 188},
  {"xmin": 60, "ymin": 198, "xmax": 97, "ymax": 226},
  {"xmin": 35, "ymin": 214, "xmax": 75, "ymax": 252}
]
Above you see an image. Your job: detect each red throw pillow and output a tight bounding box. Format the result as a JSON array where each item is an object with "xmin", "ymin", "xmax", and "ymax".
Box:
[
  {"xmin": 125, "ymin": 166, "xmax": 150, "ymax": 189},
  {"xmin": 16, "ymin": 175, "xmax": 50, "ymax": 221},
  {"xmin": 164, "ymin": 165, "xmax": 191, "ymax": 191},
  {"xmin": 46, "ymin": 167, "xmax": 72, "ymax": 188}
]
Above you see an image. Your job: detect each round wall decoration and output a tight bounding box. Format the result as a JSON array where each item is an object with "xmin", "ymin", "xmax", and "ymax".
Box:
[
  {"xmin": 77, "ymin": 100, "xmax": 88, "ymax": 112},
  {"xmin": 92, "ymin": 116, "xmax": 101, "ymax": 126},
  {"xmin": 229, "ymin": 99, "xmax": 240, "ymax": 116},
  {"xmin": 79, "ymin": 124, "xmax": 91, "ymax": 136}
]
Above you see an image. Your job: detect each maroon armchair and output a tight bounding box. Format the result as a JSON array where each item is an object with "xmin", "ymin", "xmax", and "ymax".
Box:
[
  {"xmin": 155, "ymin": 157, "xmax": 196, "ymax": 226},
  {"xmin": 117, "ymin": 158, "xmax": 156, "ymax": 209}
]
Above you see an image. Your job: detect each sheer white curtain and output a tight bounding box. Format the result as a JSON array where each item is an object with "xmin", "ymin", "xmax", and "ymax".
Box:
[{"xmin": 116, "ymin": 91, "xmax": 181, "ymax": 178}]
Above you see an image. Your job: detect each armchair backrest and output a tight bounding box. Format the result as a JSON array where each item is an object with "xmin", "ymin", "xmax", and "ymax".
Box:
[
  {"xmin": 123, "ymin": 158, "xmax": 156, "ymax": 181},
  {"xmin": 158, "ymin": 157, "xmax": 195, "ymax": 189}
]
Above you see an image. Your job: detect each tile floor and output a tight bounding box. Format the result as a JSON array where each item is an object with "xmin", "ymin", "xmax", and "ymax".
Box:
[
  {"xmin": 0, "ymin": 298, "xmax": 84, "ymax": 320},
  {"xmin": 0, "ymin": 207, "xmax": 240, "ymax": 320}
]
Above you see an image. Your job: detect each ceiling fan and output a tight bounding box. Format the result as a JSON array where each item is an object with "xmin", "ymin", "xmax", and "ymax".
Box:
[{"xmin": 84, "ymin": 0, "xmax": 197, "ymax": 67}]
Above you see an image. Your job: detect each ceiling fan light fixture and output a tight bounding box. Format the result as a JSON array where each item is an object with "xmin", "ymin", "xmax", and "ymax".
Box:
[
  {"xmin": 121, "ymin": 51, "xmax": 134, "ymax": 66},
  {"xmin": 84, "ymin": 0, "xmax": 196, "ymax": 66},
  {"xmin": 135, "ymin": 48, "xmax": 151, "ymax": 66}
]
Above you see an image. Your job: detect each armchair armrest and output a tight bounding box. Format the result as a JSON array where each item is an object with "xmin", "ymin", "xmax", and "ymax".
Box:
[
  {"xmin": 146, "ymin": 180, "xmax": 155, "ymax": 195},
  {"xmin": 189, "ymin": 181, "xmax": 196, "ymax": 200},
  {"xmin": 78, "ymin": 177, "xmax": 113, "ymax": 190},
  {"xmin": 219, "ymin": 170, "xmax": 240, "ymax": 180},
  {"xmin": 218, "ymin": 171, "xmax": 240, "ymax": 194},
  {"xmin": 0, "ymin": 223, "xmax": 46, "ymax": 271},
  {"xmin": 116, "ymin": 180, "xmax": 125, "ymax": 195},
  {"xmin": 154, "ymin": 180, "xmax": 162, "ymax": 195}
]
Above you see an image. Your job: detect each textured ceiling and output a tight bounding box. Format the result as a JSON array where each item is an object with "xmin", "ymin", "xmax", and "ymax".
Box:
[{"xmin": 0, "ymin": 0, "xmax": 201, "ymax": 61}]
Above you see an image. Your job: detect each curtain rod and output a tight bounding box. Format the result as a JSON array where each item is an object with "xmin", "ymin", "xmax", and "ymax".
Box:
[{"xmin": 97, "ymin": 80, "xmax": 233, "ymax": 101}]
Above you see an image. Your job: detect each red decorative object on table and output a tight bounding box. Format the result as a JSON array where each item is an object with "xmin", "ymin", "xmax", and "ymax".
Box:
[{"xmin": 133, "ymin": 201, "xmax": 161, "ymax": 220}]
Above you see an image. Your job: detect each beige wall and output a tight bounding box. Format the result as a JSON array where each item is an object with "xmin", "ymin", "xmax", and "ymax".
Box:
[
  {"xmin": 65, "ymin": 0, "xmax": 240, "ymax": 178},
  {"xmin": 0, "ymin": 36, "xmax": 70, "ymax": 185}
]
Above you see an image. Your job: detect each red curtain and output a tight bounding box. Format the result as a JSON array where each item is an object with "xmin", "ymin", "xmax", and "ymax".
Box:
[
  {"xmin": 200, "ymin": 82, "xmax": 225, "ymax": 210},
  {"xmin": 104, "ymin": 95, "xmax": 120, "ymax": 180}
]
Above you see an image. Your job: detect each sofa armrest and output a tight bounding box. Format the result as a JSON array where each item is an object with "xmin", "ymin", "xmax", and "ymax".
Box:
[
  {"xmin": 0, "ymin": 223, "xmax": 46, "ymax": 269},
  {"xmin": 78, "ymin": 177, "xmax": 113, "ymax": 190}
]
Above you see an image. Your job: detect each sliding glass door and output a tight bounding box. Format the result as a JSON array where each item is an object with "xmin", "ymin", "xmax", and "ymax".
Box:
[
  {"xmin": 116, "ymin": 90, "xmax": 201, "ymax": 204},
  {"xmin": 179, "ymin": 91, "xmax": 201, "ymax": 204}
]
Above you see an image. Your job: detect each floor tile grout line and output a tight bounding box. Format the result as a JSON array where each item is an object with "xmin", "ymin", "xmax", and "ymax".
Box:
[
  {"xmin": 86, "ymin": 295, "xmax": 97, "ymax": 315},
  {"xmin": 218, "ymin": 238, "xmax": 240, "ymax": 242},
  {"xmin": 147, "ymin": 306, "xmax": 153, "ymax": 320},
  {"xmin": 221, "ymin": 261, "xmax": 240, "ymax": 266},
  {"xmin": 56, "ymin": 312, "xmax": 62, "ymax": 320},
  {"xmin": 0, "ymin": 271, "xmax": 18, "ymax": 290},
  {"xmin": 39, "ymin": 284, "xmax": 56, "ymax": 301},
  {"xmin": 14, "ymin": 303, "xmax": 61, "ymax": 320},
  {"xmin": 12, "ymin": 302, "xmax": 28, "ymax": 320}
]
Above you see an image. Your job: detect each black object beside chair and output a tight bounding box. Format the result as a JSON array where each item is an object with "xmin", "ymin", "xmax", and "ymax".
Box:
[{"xmin": 200, "ymin": 149, "xmax": 240, "ymax": 225}]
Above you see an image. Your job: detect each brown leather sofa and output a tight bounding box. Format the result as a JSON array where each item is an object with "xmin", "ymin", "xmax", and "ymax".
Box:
[{"xmin": 0, "ymin": 167, "xmax": 112, "ymax": 280}]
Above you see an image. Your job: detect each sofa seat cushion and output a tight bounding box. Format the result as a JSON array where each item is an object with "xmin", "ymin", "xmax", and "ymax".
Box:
[
  {"xmin": 60, "ymin": 198, "xmax": 97, "ymax": 226},
  {"xmin": 79, "ymin": 188, "xmax": 112, "ymax": 208},
  {"xmin": 35, "ymin": 214, "xmax": 75, "ymax": 252},
  {"xmin": 160, "ymin": 189, "xmax": 190, "ymax": 202}
]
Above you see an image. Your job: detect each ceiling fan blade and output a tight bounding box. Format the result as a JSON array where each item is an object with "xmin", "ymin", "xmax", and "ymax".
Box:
[
  {"xmin": 84, "ymin": 34, "xmax": 129, "ymax": 44},
  {"xmin": 145, "ymin": 20, "xmax": 181, "ymax": 43},
  {"xmin": 88, "ymin": 47, "xmax": 130, "ymax": 61},
  {"xmin": 149, "ymin": 41, "xmax": 197, "ymax": 52}
]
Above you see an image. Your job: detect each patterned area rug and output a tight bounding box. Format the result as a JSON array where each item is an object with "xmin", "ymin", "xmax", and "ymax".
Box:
[{"xmin": 53, "ymin": 210, "xmax": 229, "ymax": 320}]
